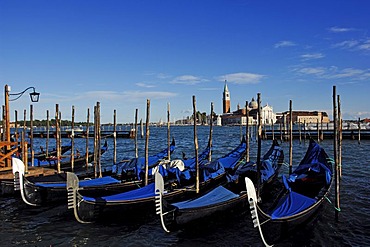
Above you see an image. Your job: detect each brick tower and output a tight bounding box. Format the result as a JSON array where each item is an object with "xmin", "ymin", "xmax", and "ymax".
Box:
[{"xmin": 223, "ymin": 80, "xmax": 230, "ymax": 113}]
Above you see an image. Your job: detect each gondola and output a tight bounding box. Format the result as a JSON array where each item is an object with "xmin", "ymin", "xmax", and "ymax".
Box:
[
  {"xmin": 155, "ymin": 139, "xmax": 284, "ymax": 232},
  {"xmin": 66, "ymin": 139, "xmax": 246, "ymax": 223},
  {"xmin": 112, "ymin": 138, "xmax": 176, "ymax": 180},
  {"xmin": 30, "ymin": 142, "xmax": 72, "ymax": 161},
  {"xmin": 12, "ymin": 140, "xmax": 175, "ymax": 206},
  {"xmin": 32, "ymin": 140, "xmax": 108, "ymax": 172},
  {"xmin": 245, "ymin": 139, "xmax": 334, "ymax": 246}
]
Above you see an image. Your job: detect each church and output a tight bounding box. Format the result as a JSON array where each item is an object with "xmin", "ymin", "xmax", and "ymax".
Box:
[{"xmin": 220, "ymin": 81, "xmax": 276, "ymax": 126}]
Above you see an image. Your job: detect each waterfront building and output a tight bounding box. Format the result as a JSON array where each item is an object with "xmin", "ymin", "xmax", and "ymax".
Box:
[{"xmin": 276, "ymin": 111, "xmax": 330, "ymax": 124}]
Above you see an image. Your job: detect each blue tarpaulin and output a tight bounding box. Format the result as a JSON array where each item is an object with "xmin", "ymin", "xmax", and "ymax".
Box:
[
  {"xmin": 172, "ymin": 185, "xmax": 239, "ymax": 209},
  {"xmin": 82, "ymin": 183, "xmax": 156, "ymax": 202},
  {"xmin": 35, "ymin": 176, "xmax": 120, "ymax": 188}
]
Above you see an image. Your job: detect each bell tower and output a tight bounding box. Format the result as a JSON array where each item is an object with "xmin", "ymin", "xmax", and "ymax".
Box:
[{"xmin": 223, "ymin": 80, "xmax": 230, "ymax": 113}]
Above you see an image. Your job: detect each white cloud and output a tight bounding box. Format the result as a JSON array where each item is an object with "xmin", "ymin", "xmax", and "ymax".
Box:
[
  {"xmin": 296, "ymin": 66, "xmax": 370, "ymax": 81},
  {"xmin": 219, "ymin": 72, "xmax": 265, "ymax": 84},
  {"xmin": 333, "ymin": 40, "xmax": 359, "ymax": 49},
  {"xmin": 170, "ymin": 75, "xmax": 208, "ymax": 85},
  {"xmin": 333, "ymin": 38, "xmax": 370, "ymax": 52},
  {"xmin": 274, "ymin": 41, "xmax": 297, "ymax": 48},
  {"xmin": 297, "ymin": 67, "xmax": 326, "ymax": 76},
  {"xmin": 358, "ymin": 39, "xmax": 370, "ymax": 51},
  {"xmin": 330, "ymin": 68, "xmax": 364, "ymax": 79},
  {"xmin": 300, "ymin": 53, "xmax": 325, "ymax": 60},
  {"xmin": 136, "ymin": 82, "xmax": 155, "ymax": 88},
  {"xmin": 328, "ymin": 26, "xmax": 356, "ymax": 33}
]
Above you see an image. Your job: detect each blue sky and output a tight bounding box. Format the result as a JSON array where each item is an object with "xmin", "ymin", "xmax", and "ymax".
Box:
[{"xmin": 1, "ymin": 0, "xmax": 370, "ymax": 123}]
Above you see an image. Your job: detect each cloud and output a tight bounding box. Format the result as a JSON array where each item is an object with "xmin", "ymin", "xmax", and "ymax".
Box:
[
  {"xmin": 218, "ymin": 72, "xmax": 265, "ymax": 84},
  {"xmin": 295, "ymin": 66, "xmax": 370, "ymax": 81},
  {"xmin": 358, "ymin": 39, "xmax": 370, "ymax": 51},
  {"xmin": 333, "ymin": 40, "xmax": 359, "ymax": 49},
  {"xmin": 300, "ymin": 53, "xmax": 325, "ymax": 60},
  {"xmin": 296, "ymin": 67, "xmax": 326, "ymax": 76},
  {"xmin": 170, "ymin": 75, "xmax": 208, "ymax": 85},
  {"xmin": 333, "ymin": 38, "xmax": 370, "ymax": 52},
  {"xmin": 274, "ymin": 41, "xmax": 297, "ymax": 48},
  {"xmin": 328, "ymin": 26, "xmax": 356, "ymax": 33},
  {"xmin": 136, "ymin": 82, "xmax": 155, "ymax": 88},
  {"xmin": 330, "ymin": 68, "xmax": 364, "ymax": 79}
]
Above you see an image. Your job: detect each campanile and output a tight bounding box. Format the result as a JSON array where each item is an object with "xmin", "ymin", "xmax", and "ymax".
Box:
[{"xmin": 223, "ymin": 80, "xmax": 230, "ymax": 113}]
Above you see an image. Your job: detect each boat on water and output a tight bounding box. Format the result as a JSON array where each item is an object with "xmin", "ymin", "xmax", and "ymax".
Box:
[
  {"xmin": 29, "ymin": 142, "xmax": 72, "ymax": 161},
  {"xmin": 66, "ymin": 139, "xmax": 246, "ymax": 223},
  {"xmin": 12, "ymin": 140, "xmax": 176, "ymax": 207},
  {"xmin": 31, "ymin": 140, "xmax": 108, "ymax": 172},
  {"xmin": 112, "ymin": 138, "xmax": 176, "ymax": 181},
  {"xmin": 245, "ymin": 138, "xmax": 334, "ymax": 246},
  {"xmin": 155, "ymin": 139, "xmax": 284, "ymax": 232}
]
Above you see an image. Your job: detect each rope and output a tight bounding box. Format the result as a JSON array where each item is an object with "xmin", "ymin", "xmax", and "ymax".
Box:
[{"xmin": 324, "ymin": 196, "xmax": 341, "ymax": 212}]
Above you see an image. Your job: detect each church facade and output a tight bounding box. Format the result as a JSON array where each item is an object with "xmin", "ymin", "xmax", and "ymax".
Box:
[{"xmin": 220, "ymin": 81, "xmax": 276, "ymax": 126}]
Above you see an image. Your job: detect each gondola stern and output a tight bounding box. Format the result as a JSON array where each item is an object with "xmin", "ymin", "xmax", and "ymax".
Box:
[
  {"xmin": 154, "ymin": 172, "xmax": 170, "ymax": 233},
  {"xmin": 11, "ymin": 157, "xmax": 40, "ymax": 207},
  {"xmin": 66, "ymin": 172, "xmax": 93, "ymax": 224},
  {"xmin": 245, "ymin": 177, "xmax": 272, "ymax": 247}
]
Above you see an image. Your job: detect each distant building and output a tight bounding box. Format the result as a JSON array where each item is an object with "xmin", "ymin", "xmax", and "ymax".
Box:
[
  {"xmin": 221, "ymin": 93, "xmax": 275, "ymax": 125},
  {"xmin": 276, "ymin": 111, "xmax": 330, "ymax": 124},
  {"xmin": 222, "ymin": 80, "xmax": 231, "ymax": 114}
]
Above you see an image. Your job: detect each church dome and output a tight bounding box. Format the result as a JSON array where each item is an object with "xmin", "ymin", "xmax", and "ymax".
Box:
[{"xmin": 249, "ymin": 97, "xmax": 258, "ymax": 109}]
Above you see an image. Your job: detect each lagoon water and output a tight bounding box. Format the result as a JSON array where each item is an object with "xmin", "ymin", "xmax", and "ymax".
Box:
[{"xmin": 1, "ymin": 126, "xmax": 369, "ymax": 246}]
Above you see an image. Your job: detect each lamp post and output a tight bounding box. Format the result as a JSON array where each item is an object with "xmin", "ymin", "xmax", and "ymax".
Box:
[{"xmin": 3, "ymin": 84, "xmax": 40, "ymax": 167}]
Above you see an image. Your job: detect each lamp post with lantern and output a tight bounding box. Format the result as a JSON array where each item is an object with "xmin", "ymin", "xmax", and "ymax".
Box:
[{"xmin": 2, "ymin": 84, "xmax": 40, "ymax": 167}]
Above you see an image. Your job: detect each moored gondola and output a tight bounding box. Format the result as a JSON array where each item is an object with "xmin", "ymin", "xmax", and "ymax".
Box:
[
  {"xmin": 154, "ymin": 139, "xmax": 284, "ymax": 232},
  {"xmin": 245, "ymin": 139, "xmax": 334, "ymax": 246},
  {"xmin": 66, "ymin": 139, "xmax": 246, "ymax": 223}
]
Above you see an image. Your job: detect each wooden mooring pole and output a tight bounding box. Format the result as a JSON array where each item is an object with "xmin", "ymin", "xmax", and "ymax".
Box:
[
  {"xmin": 338, "ymin": 95, "xmax": 342, "ymax": 179},
  {"xmin": 46, "ymin": 110, "xmax": 49, "ymax": 158},
  {"xmin": 245, "ymin": 101, "xmax": 250, "ymax": 162},
  {"xmin": 135, "ymin": 109, "xmax": 138, "ymax": 159},
  {"xmin": 85, "ymin": 108, "xmax": 90, "ymax": 171},
  {"xmin": 144, "ymin": 99, "xmax": 150, "ymax": 186},
  {"xmin": 358, "ymin": 117, "xmax": 361, "ymax": 145},
  {"xmin": 193, "ymin": 96, "xmax": 199, "ymax": 193},
  {"xmin": 209, "ymin": 102, "xmax": 214, "ymax": 162},
  {"xmin": 167, "ymin": 103, "xmax": 171, "ymax": 161},
  {"xmin": 55, "ymin": 104, "xmax": 61, "ymax": 173},
  {"xmin": 256, "ymin": 93, "xmax": 262, "ymax": 200},
  {"xmin": 30, "ymin": 104, "xmax": 34, "ymax": 167},
  {"xmin": 289, "ymin": 100, "xmax": 293, "ymax": 175},
  {"xmin": 113, "ymin": 109, "xmax": 117, "ymax": 164},
  {"xmin": 23, "ymin": 109, "xmax": 28, "ymax": 173},
  {"xmin": 333, "ymin": 85, "xmax": 340, "ymax": 221},
  {"xmin": 71, "ymin": 106, "xmax": 75, "ymax": 171}
]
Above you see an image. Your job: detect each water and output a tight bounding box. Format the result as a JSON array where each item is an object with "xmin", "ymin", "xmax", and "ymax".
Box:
[{"xmin": 1, "ymin": 126, "xmax": 369, "ymax": 246}]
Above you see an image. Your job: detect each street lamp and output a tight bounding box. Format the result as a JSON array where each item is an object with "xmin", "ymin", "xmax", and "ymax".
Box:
[{"xmin": 3, "ymin": 84, "xmax": 40, "ymax": 167}]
